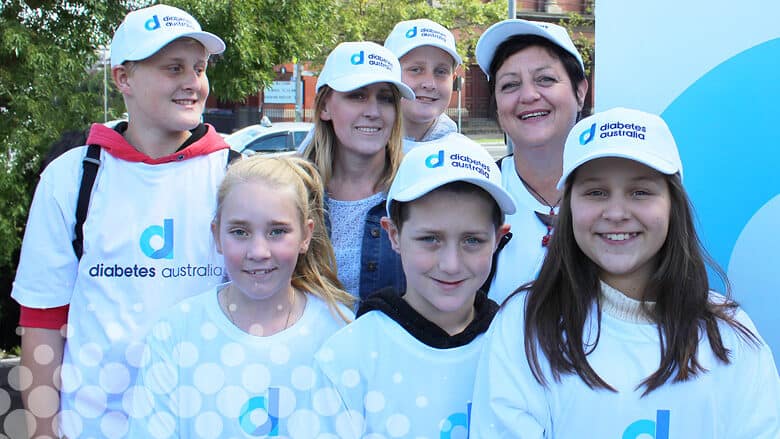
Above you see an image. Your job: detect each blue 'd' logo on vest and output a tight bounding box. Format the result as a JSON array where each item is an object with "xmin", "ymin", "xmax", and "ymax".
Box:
[
  {"xmin": 140, "ymin": 219, "xmax": 174, "ymax": 259},
  {"xmin": 440, "ymin": 402, "xmax": 471, "ymax": 439},
  {"xmin": 426, "ymin": 150, "xmax": 445, "ymax": 168},
  {"xmin": 623, "ymin": 410, "xmax": 670, "ymax": 439},
  {"xmin": 579, "ymin": 122, "xmax": 596, "ymax": 145},
  {"xmin": 144, "ymin": 15, "xmax": 160, "ymax": 30},
  {"xmin": 351, "ymin": 51, "xmax": 365, "ymax": 65},
  {"xmin": 406, "ymin": 26, "xmax": 418, "ymax": 38},
  {"xmin": 239, "ymin": 388, "xmax": 280, "ymax": 436}
]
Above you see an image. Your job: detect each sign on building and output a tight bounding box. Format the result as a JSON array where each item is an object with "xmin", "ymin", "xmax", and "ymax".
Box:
[{"xmin": 264, "ymin": 81, "xmax": 296, "ymax": 104}]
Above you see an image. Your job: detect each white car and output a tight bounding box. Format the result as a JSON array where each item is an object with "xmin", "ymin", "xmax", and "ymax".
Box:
[{"xmin": 224, "ymin": 121, "xmax": 313, "ymax": 156}]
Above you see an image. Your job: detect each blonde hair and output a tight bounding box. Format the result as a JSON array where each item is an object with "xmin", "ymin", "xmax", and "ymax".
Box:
[
  {"xmin": 302, "ymin": 85, "xmax": 404, "ymax": 193},
  {"xmin": 213, "ymin": 155, "xmax": 354, "ymax": 321}
]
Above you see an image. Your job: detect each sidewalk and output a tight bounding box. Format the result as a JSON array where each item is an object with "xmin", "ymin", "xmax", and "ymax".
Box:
[{"xmin": 466, "ymin": 133, "xmax": 510, "ymax": 159}]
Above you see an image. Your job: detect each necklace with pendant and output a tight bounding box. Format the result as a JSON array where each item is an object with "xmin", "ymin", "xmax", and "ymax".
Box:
[{"xmin": 518, "ymin": 174, "xmax": 561, "ymax": 247}]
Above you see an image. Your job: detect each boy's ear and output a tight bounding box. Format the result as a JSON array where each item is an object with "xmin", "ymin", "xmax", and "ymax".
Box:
[
  {"xmin": 211, "ymin": 221, "xmax": 223, "ymax": 255},
  {"xmin": 112, "ymin": 65, "xmax": 132, "ymax": 95},
  {"xmin": 380, "ymin": 217, "xmax": 401, "ymax": 254},
  {"xmin": 300, "ymin": 219, "xmax": 315, "ymax": 254},
  {"xmin": 494, "ymin": 224, "xmax": 511, "ymax": 252}
]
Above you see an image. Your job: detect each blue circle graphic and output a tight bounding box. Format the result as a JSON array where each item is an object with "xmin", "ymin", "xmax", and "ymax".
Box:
[{"xmin": 662, "ymin": 37, "xmax": 780, "ymax": 365}]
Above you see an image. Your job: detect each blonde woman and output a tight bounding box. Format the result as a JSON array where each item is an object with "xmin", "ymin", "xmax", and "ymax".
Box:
[{"xmin": 303, "ymin": 41, "xmax": 414, "ymax": 301}]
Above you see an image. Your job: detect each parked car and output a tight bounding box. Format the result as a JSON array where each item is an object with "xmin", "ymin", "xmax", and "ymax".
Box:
[{"xmin": 224, "ymin": 121, "xmax": 313, "ymax": 156}]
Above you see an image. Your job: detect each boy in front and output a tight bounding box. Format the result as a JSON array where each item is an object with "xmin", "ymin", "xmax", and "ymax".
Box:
[{"xmin": 313, "ymin": 133, "xmax": 515, "ymax": 437}]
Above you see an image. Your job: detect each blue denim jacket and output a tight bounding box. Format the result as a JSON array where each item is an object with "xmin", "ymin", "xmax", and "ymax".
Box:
[
  {"xmin": 359, "ymin": 200, "xmax": 405, "ymax": 299},
  {"xmin": 326, "ymin": 195, "xmax": 405, "ymax": 301}
]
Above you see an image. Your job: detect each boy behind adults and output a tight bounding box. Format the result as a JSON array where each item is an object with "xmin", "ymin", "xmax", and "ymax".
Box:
[
  {"xmin": 312, "ymin": 133, "xmax": 515, "ymax": 437},
  {"xmin": 12, "ymin": 5, "xmax": 228, "ymax": 437},
  {"xmin": 384, "ymin": 19, "xmax": 463, "ymax": 152}
]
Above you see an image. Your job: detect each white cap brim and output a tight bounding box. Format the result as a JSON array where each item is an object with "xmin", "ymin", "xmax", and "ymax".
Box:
[
  {"xmin": 557, "ymin": 149, "xmax": 681, "ymax": 190},
  {"xmin": 475, "ymin": 19, "xmax": 584, "ymax": 77},
  {"xmin": 389, "ymin": 174, "xmax": 516, "ymax": 216},
  {"xmin": 325, "ymin": 74, "xmax": 415, "ymax": 101},
  {"xmin": 112, "ymin": 30, "xmax": 225, "ymax": 67},
  {"xmin": 396, "ymin": 42, "xmax": 462, "ymax": 66}
]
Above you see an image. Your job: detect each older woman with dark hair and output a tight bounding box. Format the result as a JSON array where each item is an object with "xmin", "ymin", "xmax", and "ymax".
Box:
[{"xmin": 475, "ymin": 19, "xmax": 588, "ymax": 303}]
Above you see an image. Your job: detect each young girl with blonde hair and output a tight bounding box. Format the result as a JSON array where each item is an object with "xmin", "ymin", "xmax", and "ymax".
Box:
[{"xmin": 128, "ymin": 155, "xmax": 353, "ymax": 438}]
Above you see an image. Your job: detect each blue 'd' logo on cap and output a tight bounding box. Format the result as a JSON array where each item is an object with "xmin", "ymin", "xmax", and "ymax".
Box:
[
  {"xmin": 425, "ymin": 150, "xmax": 444, "ymax": 168},
  {"xmin": 406, "ymin": 26, "xmax": 418, "ymax": 38},
  {"xmin": 579, "ymin": 123, "xmax": 596, "ymax": 145},
  {"xmin": 351, "ymin": 51, "xmax": 365, "ymax": 65},
  {"xmin": 145, "ymin": 15, "xmax": 161, "ymax": 31}
]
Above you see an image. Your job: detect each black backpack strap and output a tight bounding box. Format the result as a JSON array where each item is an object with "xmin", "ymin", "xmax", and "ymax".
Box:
[
  {"xmin": 72, "ymin": 145, "xmax": 101, "ymax": 260},
  {"xmin": 227, "ymin": 148, "xmax": 241, "ymax": 166}
]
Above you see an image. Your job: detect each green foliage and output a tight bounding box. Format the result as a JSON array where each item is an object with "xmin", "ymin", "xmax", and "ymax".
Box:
[
  {"xmin": 0, "ymin": 0, "xmax": 124, "ymax": 269},
  {"xmin": 330, "ymin": 0, "xmax": 504, "ymax": 65},
  {"xmin": 170, "ymin": 0, "xmax": 340, "ymax": 101},
  {"xmin": 559, "ymin": 1, "xmax": 595, "ymax": 77}
]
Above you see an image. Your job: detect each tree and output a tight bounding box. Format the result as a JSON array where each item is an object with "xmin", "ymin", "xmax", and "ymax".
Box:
[{"xmin": 559, "ymin": 1, "xmax": 594, "ymax": 77}]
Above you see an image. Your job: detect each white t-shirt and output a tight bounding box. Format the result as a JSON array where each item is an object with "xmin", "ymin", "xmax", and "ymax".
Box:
[
  {"xmin": 489, "ymin": 156, "xmax": 555, "ymax": 304},
  {"xmin": 127, "ymin": 287, "xmax": 352, "ymax": 438},
  {"xmin": 313, "ymin": 311, "xmax": 484, "ymax": 438},
  {"xmin": 12, "ymin": 144, "xmax": 229, "ymax": 437},
  {"xmin": 470, "ymin": 290, "xmax": 780, "ymax": 438}
]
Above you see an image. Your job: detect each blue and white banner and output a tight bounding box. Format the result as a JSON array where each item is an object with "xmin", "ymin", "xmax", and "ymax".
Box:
[{"xmin": 596, "ymin": 1, "xmax": 780, "ymax": 365}]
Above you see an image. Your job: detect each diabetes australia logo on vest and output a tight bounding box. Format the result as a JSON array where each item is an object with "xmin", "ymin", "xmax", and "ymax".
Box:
[
  {"xmin": 87, "ymin": 218, "xmax": 223, "ymax": 280},
  {"xmin": 579, "ymin": 121, "xmax": 647, "ymax": 145}
]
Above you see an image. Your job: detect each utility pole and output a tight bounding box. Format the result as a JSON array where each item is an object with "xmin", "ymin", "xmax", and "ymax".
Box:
[
  {"xmin": 294, "ymin": 61, "xmax": 303, "ymax": 122},
  {"xmin": 506, "ymin": 1, "xmax": 515, "ymax": 154}
]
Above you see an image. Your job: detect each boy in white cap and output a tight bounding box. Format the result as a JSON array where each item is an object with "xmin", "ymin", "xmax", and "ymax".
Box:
[
  {"xmin": 470, "ymin": 108, "xmax": 780, "ymax": 437},
  {"xmin": 385, "ymin": 19, "xmax": 463, "ymax": 151},
  {"xmin": 313, "ymin": 133, "xmax": 514, "ymax": 437},
  {"xmin": 12, "ymin": 5, "xmax": 229, "ymax": 437}
]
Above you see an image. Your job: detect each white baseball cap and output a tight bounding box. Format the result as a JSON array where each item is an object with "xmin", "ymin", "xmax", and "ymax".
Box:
[
  {"xmin": 316, "ymin": 42, "xmax": 415, "ymax": 100},
  {"xmin": 110, "ymin": 4, "xmax": 225, "ymax": 67},
  {"xmin": 386, "ymin": 132, "xmax": 516, "ymax": 215},
  {"xmin": 384, "ymin": 19, "xmax": 462, "ymax": 66},
  {"xmin": 475, "ymin": 19, "xmax": 584, "ymax": 78},
  {"xmin": 558, "ymin": 107, "xmax": 683, "ymax": 189}
]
